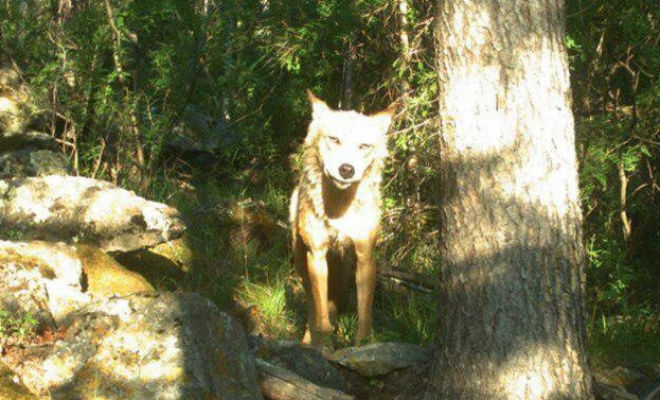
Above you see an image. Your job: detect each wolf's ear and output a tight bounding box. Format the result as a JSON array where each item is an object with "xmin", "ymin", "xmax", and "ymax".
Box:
[
  {"xmin": 307, "ymin": 90, "xmax": 330, "ymax": 117},
  {"xmin": 370, "ymin": 103, "xmax": 396, "ymax": 133}
]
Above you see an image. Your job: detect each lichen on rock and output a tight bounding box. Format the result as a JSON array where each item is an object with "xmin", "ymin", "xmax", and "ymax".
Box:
[
  {"xmin": 0, "ymin": 175, "xmax": 186, "ymax": 253},
  {"xmin": 330, "ymin": 342, "xmax": 431, "ymax": 378},
  {"xmin": 75, "ymin": 244, "xmax": 154, "ymax": 297},
  {"xmin": 3, "ymin": 293, "xmax": 263, "ymax": 400},
  {"xmin": 0, "ymin": 240, "xmax": 89, "ymax": 327},
  {"xmin": 0, "ymin": 148, "xmax": 71, "ymax": 179}
]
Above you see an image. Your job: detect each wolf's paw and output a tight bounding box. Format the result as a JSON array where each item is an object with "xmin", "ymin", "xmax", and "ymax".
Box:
[
  {"xmin": 353, "ymin": 330, "xmax": 373, "ymax": 346},
  {"xmin": 315, "ymin": 332, "xmax": 334, "ymax": 352},
  {"xmin": 302, "ymin": 328, "xmax": 334, "ymax": 352},
  {"xmin": 301, "ymin": 328, "xmax": 313, "ymax": 345}
]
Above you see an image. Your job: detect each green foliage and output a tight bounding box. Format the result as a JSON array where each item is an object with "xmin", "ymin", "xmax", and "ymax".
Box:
[
  {"xmin": 0, "ymin": 310, "xmax": 39, "ymax": 344},
  {"xmin": 240, "ymin": 280, "xmax": 297, "ymax": 338},
  {"xmin": 1, "ymin": 0, "xmax": 657, "ymax": 370},
  {"xmin": 588, "ymin": 309, "xmax": 660, "ymax": 369},
  {"xmin": 568, "ymin": 0, "xmax": 659, "ymax": 368},
  {"xmin": 374, "ymin": 291, "xmax": 436, "ymax": 345},
  {"xmin": 4, "ymin": 229, "xmax": 24, "ymax": 241}
]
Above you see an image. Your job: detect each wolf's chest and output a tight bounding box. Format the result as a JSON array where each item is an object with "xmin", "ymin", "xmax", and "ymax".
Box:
[{"xmin": 326, "ymin": 206, "xmax": 379, "ymax": 243}]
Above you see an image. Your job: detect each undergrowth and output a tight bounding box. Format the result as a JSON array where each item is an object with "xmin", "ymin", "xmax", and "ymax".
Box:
[
  {"xmin": 144, "ymin": 161, "xmax": 659, "ymax": 371},
  {"xmin": 146, "ymin": 165, "xmax": 439, "ymax": 348}
]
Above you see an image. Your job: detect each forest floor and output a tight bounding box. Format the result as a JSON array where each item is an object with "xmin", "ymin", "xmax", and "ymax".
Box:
[{"xmin": 142, "ymin": 168, "xmax": 659, "ymax": 380}]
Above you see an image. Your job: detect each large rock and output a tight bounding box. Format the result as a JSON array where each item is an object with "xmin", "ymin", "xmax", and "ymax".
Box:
[
  {"xmin": 0, "ymin": 94, "xmax": 21, "ymax": 134},
  {"xmin": 329, "ymin": 343, "xmax": 431, "ymax": 378},
  {"xmin": 0, "ymin": 240, "xmax": 153, "ymax": 330},
  {"xmin": 114, "ymin": 237, "xmax": 194, "ymax": 288},
  {"xmin": 0, "ymin": 147, "xmax": 71, "ymax": 179},
  {"xmin": 0, "ymin": 240, "xmax": 89, "ymax": 328},
  {"xmin": 146, "ymin": 238, "xmax": 194, "ymax": 273},
  {"xmin": 0, "ymin": 130, "xmax": 59, "ymax": 152},
  {"xmin": 2, "ymin": 293, "xmax": 263, "ymax": 400},
  {"xmin": 0, "ymin": 364, "xmax": 37, "ymax": 400},
  {"xmin": 594, "ymin": 381, "xmax": 639, "ymax": 400},
  {"xmin": 0, "ymin": 65, "xmax": 30, "ymax": 134},
  {"xmin": 74, "ymin": 244, "xmax": 154, "ymax": 296},
  {"xmin": 0, "ymin": 65, "xmax": 20, "ymax": 88},
  {"xmin": 0, "ymin": 63, "xmax": 72, "ymax": 180},
  {"xmin": 595, "ymin": 366, "xmax": 660, "ymax": 400},
  {"xmin": 250, "ymin": 337, "xmax": 346, "ymax": 391},
  {"xmin": 0, "ymin": 175, "xmax": 186, "ymax": 252}
]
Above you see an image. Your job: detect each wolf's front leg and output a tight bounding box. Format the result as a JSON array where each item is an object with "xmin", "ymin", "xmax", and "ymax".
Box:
[
  {"xmin": 354, "ymin": 238, "xmax": 376, "ymax": 345},
  {"xmin": 306, "ymin": 248, "xmax": 333, "ymax": 347}
]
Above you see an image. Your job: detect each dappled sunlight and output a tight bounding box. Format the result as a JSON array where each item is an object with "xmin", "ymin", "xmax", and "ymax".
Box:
[
  {"xmin": 237, "ymin": 278, "xmax": 301, "ymax": 338},
  {"xmin": 499, "ymin": 342, "xmax": 584, "ymax": 400},
  {"xmin": 0, "ymin": 0, "xmax": 655, "ymax": 397},
  {"xmin": 442, "ymin": 3, "xmax": 512, "ymax": 155},
  {"xmin": 440, "ymin": 0, "xmax": 579, "ymax": 226},
  {"xmin": 446, "ymin": 64, "xmax": 509, "ymax": 154},
  {"xmin": 426, "ymin": 0, "xmax": 595, "ymax": 397}
]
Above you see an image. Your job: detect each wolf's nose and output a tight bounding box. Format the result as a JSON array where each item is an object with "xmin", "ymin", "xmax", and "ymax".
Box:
[{"xmin": 338, "ymin": 164, "xmax": 355, "ymax": 179}]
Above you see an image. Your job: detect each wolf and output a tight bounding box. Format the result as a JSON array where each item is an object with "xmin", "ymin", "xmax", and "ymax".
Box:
[{"xmin": 289, "ymin": 91, "xmax": 394, "ymax": 347}]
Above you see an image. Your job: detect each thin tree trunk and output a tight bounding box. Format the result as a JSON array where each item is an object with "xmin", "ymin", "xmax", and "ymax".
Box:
[
  {"xmin": 221, "ymin": 7, "xmax": 234, "ymax": 121},
  {"xmin": 424, "ymin": 0, "xmax": 594, "ymax": 399},
  {"xmin": 397, "ymin": 0, "xmax": 411, "ymax": 101},
  {"xmin": 341, "ymin": 34, "xmax": 356, "ymax": 110},
  {"xmin": 618, "ymin": 163, "xmax": 632, "ymax": 242},
  {"xmin": 53, "ymin": 0, "xmax": 72, "ymax": 24},
  {"xmin": 104, "ymin": 0, "xmax": 145, "ymax": 185}
]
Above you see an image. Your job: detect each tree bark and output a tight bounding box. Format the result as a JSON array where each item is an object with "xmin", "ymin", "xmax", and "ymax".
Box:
[
  {"xmin": 424, "ymin": 0, "xmax": 594, "ymax": 399},
  {"xmin": 397, "ymin": 0, "xmax": 411, "ymax": 101},
  {"xmin": 341, "ymin": 34, "xmax": 356, "ymax": 110}
]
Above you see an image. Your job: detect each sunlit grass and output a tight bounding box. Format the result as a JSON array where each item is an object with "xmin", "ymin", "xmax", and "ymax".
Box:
[
  {"xmin": 335, "ymin": 314, "xmax": 358, "ymax": 347},
  {"xmin": 239, "ymin": 279, "xmax": 298, "ymax": 338}
]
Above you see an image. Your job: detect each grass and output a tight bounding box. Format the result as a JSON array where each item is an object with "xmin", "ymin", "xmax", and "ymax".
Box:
[
  {"xmin": 144, "ymin": 166, "xmax": 439, "ymax": 347},
  {"xmin": 588, "ymin": 309, "xmax": 660, "ymax": 370},
  {"xmin": 0, "ymin": 310, "xmax": 39, "ymax": 346}
]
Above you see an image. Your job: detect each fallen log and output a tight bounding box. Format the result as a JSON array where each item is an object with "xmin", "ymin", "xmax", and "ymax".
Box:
[
  {"xmin": 256, "ymin": 358, "xmax": 354, "ymax": 400},
  {"xmin": 377, "ymin": 267, "xmax": 434, "ymax": 294}
]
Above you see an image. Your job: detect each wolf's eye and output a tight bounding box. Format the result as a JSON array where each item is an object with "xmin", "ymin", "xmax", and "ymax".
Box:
[
  {"xmin": 328, "ymin": 136, "xmax": 340, "ymax": 145},
  {"xmin": 359, "ymin": 143, "xmax": 372, "ymax": 150}
]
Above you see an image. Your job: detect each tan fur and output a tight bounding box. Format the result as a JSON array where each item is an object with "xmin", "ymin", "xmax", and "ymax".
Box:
[{"xmin": 290, "ymin": 91, "xmax": 394, "ymax": 347}]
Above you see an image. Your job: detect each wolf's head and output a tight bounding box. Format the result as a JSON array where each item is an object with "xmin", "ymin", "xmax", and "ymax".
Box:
[{"xmin": 305, "ymin": 91, "xmax": 394, "ymax": 190}]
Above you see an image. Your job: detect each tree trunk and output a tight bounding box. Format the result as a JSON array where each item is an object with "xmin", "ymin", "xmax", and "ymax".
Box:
[
  {"xmin": 104, "ymin": 0, "xmax": 145, "ymax": 186},
  {"xmin": 341, "ymin": 34, "xmax": 356, "ymax": 110},
  {"xmin": 424, "ymin": 0, "xmax": 594, "ymax": 399},
  {"xmin": 397, "ymin": 0, "xmax": 411, "ymax": 101}
]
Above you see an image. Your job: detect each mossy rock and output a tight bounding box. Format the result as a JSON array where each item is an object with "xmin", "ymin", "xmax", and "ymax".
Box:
[
  {"xmin": 5, "ymin": 293, "xmax": 262, "ymax": 400},
  {"xmin": 149, "ymin": 238, "xmax": 194, "ymax": 273},
  {"xmin": 113, "ymin": 237, "xmax": 193, "ymax": 290},
  {"xmin": 75, "ymin": 244, "xmax": 154, "ymax": 297},
  {"xmin": 0, "ymin": 363, "xmax": 37, "ymax": 400},
  {"xmin": 0, "ymin": 176, "xmax": 186, "ymax": 253},
  {"xmin": 0, "ymin": 148, "xmax": 70, "ymax": 179}
]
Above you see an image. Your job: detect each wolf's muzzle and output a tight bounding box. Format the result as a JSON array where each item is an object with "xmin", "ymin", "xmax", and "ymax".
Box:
[{"xmin": 339, "ymin": 164, "xmax": 355, "ymax": 179}]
